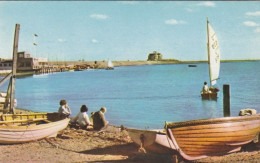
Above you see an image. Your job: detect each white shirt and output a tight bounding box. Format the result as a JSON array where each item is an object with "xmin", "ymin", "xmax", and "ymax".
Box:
[
  {"xmin": 202, "ymin": 84, "xmax": 209, "ymax": 92},
  {"xmin": 73, "ymin": 112, "xmax": 92, "ymax": 127},
  {"xmin": 58, "ymin": 105, "xmax": 71, "ymax": 116}
]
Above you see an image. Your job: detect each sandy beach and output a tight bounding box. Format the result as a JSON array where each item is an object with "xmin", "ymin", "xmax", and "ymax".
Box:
[{"xmin": 1, "ymin": 124, "xmax": 260, "ymax": 163}]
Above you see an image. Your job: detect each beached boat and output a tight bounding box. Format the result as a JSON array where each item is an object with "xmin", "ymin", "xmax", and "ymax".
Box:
[
  {"xmin": 0, "ymin": 24, "xmax": 69, "ymax": 144},
  {"xmin": 201, "ymin": 19, "xmax": 220, "ymax": 99},
  {"xmin": 126, "ymin": 128, "xmax": 173, "ymax": 154},
  {"xmin": 165, "ymin": 114, "xmax": 260, "ymax": 160},
  {"xmin": 0, "ymin": 112, "xmax": 70, "ymax": 144},
  {"xmin": 106, "ymin": 60, "xmax": 114, "ymax": 70}
]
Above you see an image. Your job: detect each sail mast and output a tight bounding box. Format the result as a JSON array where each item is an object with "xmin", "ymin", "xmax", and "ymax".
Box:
[
  {"xmin": 206, "ymin": 18, "xmax": 212, "ymax": 87},
  {"xmin": 6, "ymin": 24, "xmax": 20, "ymax": 114}
]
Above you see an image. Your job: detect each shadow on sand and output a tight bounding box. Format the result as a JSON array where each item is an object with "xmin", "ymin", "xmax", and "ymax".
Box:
[{"xmin": 79, "ymin": 143, "xmax": 175, "ymax": 163}]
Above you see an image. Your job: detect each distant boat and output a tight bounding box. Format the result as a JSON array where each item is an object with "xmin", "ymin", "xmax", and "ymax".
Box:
[
  {"xmin": 0, "ymin": 24, "xmax": 69, "ymax": 144},
  {"xmin": 126, "ymin": 128, "xmax": 173, "ymax": 154},
  {"xmin": 201, "ymin": 19, "xmax": 220, "ymax": 99},
  {"xmin": 188, "ymin": 65, "xmax": 197, "ymax": 67},
  {"xmin": 165, "ymin": 114, "xmax": 260, "ymax": 160},
  {"xmin": 106, "ymin": 60, "xmax": 114, "ymax": 70},
  {"xmin": 74, "ymin": 65, "xmax": 83, "ymax": 71}
]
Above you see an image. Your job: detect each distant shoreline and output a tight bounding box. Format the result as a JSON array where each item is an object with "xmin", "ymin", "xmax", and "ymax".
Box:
[
  {"xmin": 48, "ymin": 58, "xmax": 260, "ymax": 67},
  {"xmin": 0, "ymin": 59, "xmax": 259, "ymax": 77}
]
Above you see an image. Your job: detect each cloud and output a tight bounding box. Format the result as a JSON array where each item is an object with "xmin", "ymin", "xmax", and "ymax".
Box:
[
  {"xmin": 92, "ymin": 39, "xmax": 99, "ymax": 44},
  {"xmin": 185, "ymin": 8, "xmax": 193, "ymax": 12},
  {"xmin": 246, "ymin": 11, "xmax": 260, "ymax": 16},
  {"xmin": 243, "ymin": 21, "xmax": 259, "ymax": 27},
  {"xmin": 165, "ymin": 19, "xmax": 187, "ymax": 25},
  {"xmin": 254, "ymin": 28, "xmax": 260, "ymax": 33},
  {"xmin": 58, "ymin": 38, "xmax": 66, "ymax": 42},
  {"xmin": 90, "ymin": 14, "xmax": 109, "ymax": 20},
  {"xmin": 197, "ymin": 2, "xmax": 216, "ymax": 7}
]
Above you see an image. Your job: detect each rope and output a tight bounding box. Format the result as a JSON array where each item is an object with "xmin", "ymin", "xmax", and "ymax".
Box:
[
  {"xmin": 43, "ymin": 137, "xmax": 78, "ymax": 153},
  {"xmin": 165, "ymin": 121, "xmax": 175, "ymax": 150},
  {"xmin": 138, "ymin": 134, "xmax": 146, "ymax": 153}
]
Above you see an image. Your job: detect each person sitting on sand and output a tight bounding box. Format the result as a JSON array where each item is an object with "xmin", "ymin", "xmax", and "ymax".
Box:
[
  {"xmin": 71, "ymin": 105, "xmax": 93, "ymax": 129},
  {"xmin": 58, "ymin": 99, "xmax": 71, "ymax": 118},
  {"xmin": 92, "ymin": 107, "xmax": 109, "ymax": 130}
]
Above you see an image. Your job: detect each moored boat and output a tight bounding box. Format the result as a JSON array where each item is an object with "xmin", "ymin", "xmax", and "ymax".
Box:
[
  {"xmin": 188, "ymin": 64, "xmax": 197, "ymax": 67},
  {"xmin": 165, "ymin": 114, "xmax": 260, "ymax": 160},
  {"xmin": 126, "ymin": 128, "xmax": 173, "ymax": 154}
]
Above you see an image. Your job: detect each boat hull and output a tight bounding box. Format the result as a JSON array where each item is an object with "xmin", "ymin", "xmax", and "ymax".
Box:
[
  {"xmin": 126, "ymin": 128, "xmax": 174, "ymax": 154},
  {"xmin": 166, "ymin": 114, "xmax": 260, "ymax": 160},
  {"xmin": 201, "ymin": 92, "xmax": 217, "ymax": 99},
  {"xmin": 0, "ymin": 112, "xmax": 70, "ymax": 144},
  {"xmin": 106, "ymin": 67, "xmax": 114, "ymax": 70}
]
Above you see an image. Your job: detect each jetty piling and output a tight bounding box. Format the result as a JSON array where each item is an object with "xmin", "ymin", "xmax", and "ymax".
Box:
[{"xmin": 223, "ymin": 84, "xmax": 231, "ymax": 117}]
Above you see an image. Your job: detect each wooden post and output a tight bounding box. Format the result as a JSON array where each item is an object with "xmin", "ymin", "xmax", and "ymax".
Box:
[{"xmin": 223, "ymin": 84, "xmax": 230, "ymax": 117}]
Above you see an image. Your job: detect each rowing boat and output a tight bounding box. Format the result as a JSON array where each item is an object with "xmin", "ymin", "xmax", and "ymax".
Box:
[
  {"xmin": 126, "ymin": 128, "xmax": 173, "ymax": 154},
  {"xmin": 0, "ymin": 113, "xmax": 69, "ymax": 144},
  {"xmin": 165, "ymin": 114, "xmax": 260, "ymax": 160}
]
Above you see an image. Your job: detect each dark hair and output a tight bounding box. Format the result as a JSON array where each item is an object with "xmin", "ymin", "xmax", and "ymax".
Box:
[
  {"xmin": 204, "ymin": 82, "xmax": 207, "ymax": 85},
  {"xmin": 80, "ymin": 105, "xmax": 88, "ymax": 112},
  {"xmin": 60, "ymin": 99, "xmax": 66, "ymax": 105}
]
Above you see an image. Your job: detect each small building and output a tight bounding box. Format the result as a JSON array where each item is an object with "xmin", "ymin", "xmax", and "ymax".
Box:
[
  {"xmin": 0, "ymin": 51, "xmax": 48, "ymax": 72},
  {"xmin": 17, "ymin": 51, "xmax": 48, "ymax": 71},
  {"xmin": 147, "ymin": 51, "xmax": 163, "ymax": 61},
  {"xmin": 0, "ymin": 59, "xmax": 13, "ymax": 70},
  {"xmin": 17, "ymin": 51, "xmax": 34, "ymax": 71}
]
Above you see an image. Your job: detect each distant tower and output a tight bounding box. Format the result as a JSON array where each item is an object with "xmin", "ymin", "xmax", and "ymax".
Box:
[{"xmin": 147, "ymin": 51, "xmax": 162, "ymax": 61}]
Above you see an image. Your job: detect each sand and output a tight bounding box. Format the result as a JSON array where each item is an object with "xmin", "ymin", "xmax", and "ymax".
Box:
[{"xmin": 0, "ymin": 125, "xmax": 260, "ymax": 163}]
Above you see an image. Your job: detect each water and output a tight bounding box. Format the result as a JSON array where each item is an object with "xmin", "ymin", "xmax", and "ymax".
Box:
[{"xmin": 1, "ymin": 61, "xmax": 260, "ymax": 129}]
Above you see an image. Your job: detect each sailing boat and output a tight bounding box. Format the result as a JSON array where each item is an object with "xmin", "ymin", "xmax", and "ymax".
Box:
[
  {"xmin": 201, "ymin": 19, "xmax": 220, "ymax": 99},
  {"xmin": 106, "ymin": 60, "xmax": 114, "ymax": 70},
  {"xmin": 0, "ymin": 24, "xmax": 69, "ymax": 144}
]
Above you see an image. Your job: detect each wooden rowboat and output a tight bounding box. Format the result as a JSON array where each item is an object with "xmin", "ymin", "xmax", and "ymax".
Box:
[
  {"xmin": 165, "ymin": 114, "xmax": 260, "ymax": 160},
  {"xmin": 0, "ymin": 112, "xmax": 69, "ymax": 144},
  {"xmin": 126, "ymin": 128, "xmax": 174, "ymax": 154}
]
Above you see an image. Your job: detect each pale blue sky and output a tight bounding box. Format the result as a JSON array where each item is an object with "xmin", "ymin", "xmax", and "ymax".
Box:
[{"xmin": 0, "ymin": 1, "xmax": 260, "ymax": 61}]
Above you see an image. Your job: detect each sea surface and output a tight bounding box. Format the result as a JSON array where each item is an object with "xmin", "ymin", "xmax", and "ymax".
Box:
[{"xmin": 1, "ymin": 61, "xmax": 260, "ymax": 129}]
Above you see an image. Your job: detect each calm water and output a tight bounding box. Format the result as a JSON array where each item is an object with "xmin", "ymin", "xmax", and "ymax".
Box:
[{"xmin": 1, "ymin": 61, "xmax": 260, "ymax": 129}]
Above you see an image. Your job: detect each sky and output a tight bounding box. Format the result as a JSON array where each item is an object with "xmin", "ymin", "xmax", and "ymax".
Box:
[{"xmin": 0, "ymin": 1, "xmax": 260, "ymax": 61}]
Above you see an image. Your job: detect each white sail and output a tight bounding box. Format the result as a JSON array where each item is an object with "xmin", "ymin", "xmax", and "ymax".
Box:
[
  {"xmin": 207, "ymin": 21, "xmax": 220, "ymax": 86},
  {"xmin": 107, "ymin": 60, "xmax": 114, "ymax": 68}
]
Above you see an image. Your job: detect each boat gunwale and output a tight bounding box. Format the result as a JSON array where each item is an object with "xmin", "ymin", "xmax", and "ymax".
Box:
[
  {"xmin": 0, "ymin": 118, "xmax": 70, "ymax": 131},
  {"xmin": 126, "ymin": 128, "xmax": 165, "ymax": 134},
  {"xmin": 166, "ymin": 114, "xmax": 260, "ymax": 128}
]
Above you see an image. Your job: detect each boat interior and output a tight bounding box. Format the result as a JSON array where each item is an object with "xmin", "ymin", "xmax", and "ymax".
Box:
[{"xmin": 0, "ymin": 112, "xmax": 62, "ymax": 127}]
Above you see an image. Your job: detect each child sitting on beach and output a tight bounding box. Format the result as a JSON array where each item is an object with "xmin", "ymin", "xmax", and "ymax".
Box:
[
  {"xmin": 58, "ymin": 99, "xmax": 71, "ymax": 118},
  {"xmin": 92, "ymin": 107, "xmax": 109, "ymax": 130},
  {"xmin": 71, "ymin": 105, "xmax": 93, "ymax": 130}
]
